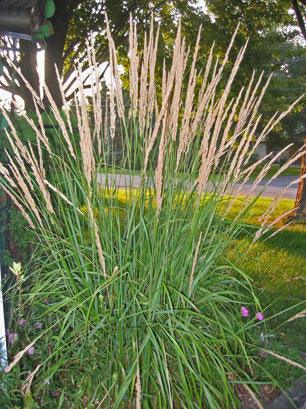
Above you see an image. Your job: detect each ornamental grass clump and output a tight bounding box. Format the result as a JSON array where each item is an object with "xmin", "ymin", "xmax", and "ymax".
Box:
[{"xmin": 0, "ymin": 16, "xmax": 305, "ymax": 409}]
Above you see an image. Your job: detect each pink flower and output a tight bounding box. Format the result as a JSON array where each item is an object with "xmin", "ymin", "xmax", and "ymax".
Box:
[
  {"xmin": 6, "ymin": 330, "xmax": 18, "ymax": 345},
  {"xmin": 34, "ymin": 321, "xmax": 43, "ymax": 330},
  {"xmin": 241, "ymin": 306, "xmax": 249, "ymax": 317},
  {"xmin": 27, "ymin": 346, "xmax": 35, "ymax": 356},
  {"xmin": 17, "ymin": 319, "xmax": 27, "ymax": 327},
  {"xmin": 52, "ymin": 391, "xmax": 61, "ymax": 399},
  {"xmin": 255, "ymin": 312, "xmax": 264, "ymax": 321}
]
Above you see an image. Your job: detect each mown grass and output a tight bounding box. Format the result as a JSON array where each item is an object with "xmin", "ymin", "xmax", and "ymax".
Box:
[
  {"xmin": 224, "ymin": 197, "xmax": 305, "ymax": 297},
  {"xmin": 247, "ymin": 164, "xmax": 300, "ymax": 180},
  {"xmin": 224, "ymin": 196, "xmax": 306, "ymax": 387}
]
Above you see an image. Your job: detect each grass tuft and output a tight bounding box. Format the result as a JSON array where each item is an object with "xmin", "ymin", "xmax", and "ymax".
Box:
[{"xmin": 0, "ymin": 15, "xmax": 305, "ymax": 408}]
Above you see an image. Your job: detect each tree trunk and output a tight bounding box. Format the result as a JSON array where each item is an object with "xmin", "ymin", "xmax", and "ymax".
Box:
[
  {"xmin": 43, "ymin": 37, "xmax": 64, "ymax": 108},
  {"xmin": 19, "ymin": 40, "xmax": 40, "ymax": 111},
  {"xmin": 293, "ymin": 136, "xmax": 306, "ymax": 220},
  {"xmin": 43, "ymin": 0, "xmax": 71, "ymax": 108}
]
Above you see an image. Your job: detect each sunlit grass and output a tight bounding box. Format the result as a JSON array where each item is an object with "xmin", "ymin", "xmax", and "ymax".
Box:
[
  {"xmin": 223, "ymin": 197, "xmax": 306, "ymax": 296},
  {"xmin": 224, "ymin": 197, "xmax": 306, "ymax": 388}
]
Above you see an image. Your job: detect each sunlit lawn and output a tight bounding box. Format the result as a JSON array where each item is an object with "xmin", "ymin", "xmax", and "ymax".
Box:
[
  {"xmin": 224, "ymin": 197, "xmax": 306, "ymax": 386},
  {"xmin": 225, "ymin": 197, "xmax": 305, "ymax": 297}
]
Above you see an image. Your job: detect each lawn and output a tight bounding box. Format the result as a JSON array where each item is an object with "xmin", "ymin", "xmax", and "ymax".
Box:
[
  {"xmin": 224, "ymin": 196, "xmax": 305, "ymax": 297},
  {"xmin": 247, "ymin": 164, "xmax": 301, "ymax": 180},
  {"xmin": 224, "ymin": 197, "xmax": 306, "ymax": 387}
]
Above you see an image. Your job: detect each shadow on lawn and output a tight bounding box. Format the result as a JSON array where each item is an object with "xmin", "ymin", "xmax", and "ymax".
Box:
[{"xmin": 234, "ymin": 223, "xmax": 306, "ymax": 260}]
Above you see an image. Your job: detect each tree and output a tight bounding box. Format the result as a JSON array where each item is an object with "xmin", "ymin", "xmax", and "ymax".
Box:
[
  {"xmin": 0, "ymin": 0, "xmax": 204, "ymax": 110},
  {"xmin": 293, "ymin": 136, "xmax": 306, "ymax": 219},
  {"xmin": 1, "ymin": 0, "xmax": 305, "ymax": 217},
  {"xmin": 0, "ymin": 0, "xmax": 304, "ymax": 112},
  {"xmin": 291, "ymin": 0, "xmax": 306, "ymax": 40},
  {"xmin": 290, "ymin": 0, "xmax": 306, "ymax": 219},
  {"xmin": 0, "ymin": 0, "xmax": 138, "ymax": 108},
  {"xmin": 204, "ymin": 0, "xmax": 306, "ymax": 219}
]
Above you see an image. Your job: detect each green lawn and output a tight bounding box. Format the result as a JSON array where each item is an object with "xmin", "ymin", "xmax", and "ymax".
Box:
[
  {"xmin": 225, "ymin": 197, "xmax": 306, "ymax": 386},
  {"xmin": 247, "ymin": 164, "xmax": 300, "ymax": 180},
  {"xmin": 225, "ymin": 197, "xmax": 305, "ymax": 297}
]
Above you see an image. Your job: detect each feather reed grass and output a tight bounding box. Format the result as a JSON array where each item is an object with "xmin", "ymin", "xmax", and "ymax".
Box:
[{"xmin": 0, "ymin": 16, "xmax": 304, "ymax": 409}]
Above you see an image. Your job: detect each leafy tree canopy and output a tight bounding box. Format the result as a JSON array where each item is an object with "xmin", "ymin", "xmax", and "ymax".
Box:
[{"xmin": 0, "ymin": 0, "xmax": 305, "ymax": 147}]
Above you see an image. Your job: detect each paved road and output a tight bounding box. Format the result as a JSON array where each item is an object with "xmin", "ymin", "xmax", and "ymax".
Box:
[
  {"xmin": 234, "ymin": 175, "xmax": 298, "ymax": 199},
  {"xmin": 254, "ymin": 175, "xmax": 298, "ymax": 188},
  {"xmin": 97, "ymin": 174, "xmax": 298, "ymax": 199}
]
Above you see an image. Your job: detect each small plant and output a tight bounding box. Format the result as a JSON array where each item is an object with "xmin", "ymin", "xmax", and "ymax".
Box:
[{"xmin": 0, "ymin": 16, "xmax": 305, "ymax": 409}]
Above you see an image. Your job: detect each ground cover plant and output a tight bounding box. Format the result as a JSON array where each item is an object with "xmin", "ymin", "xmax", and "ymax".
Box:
[{"xmin": 0, "ymin": 17, "xmax": 305, "ymax": 408}]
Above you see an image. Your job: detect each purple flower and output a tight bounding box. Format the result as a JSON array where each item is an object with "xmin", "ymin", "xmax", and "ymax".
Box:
[
  {"xmin": 17, "ymin": 319, "xmax": 27, "ymax": 327},
  {"xmin": 51, "ymin": 390, "xmax": 61, "ymax": 399},
  {"xmin": 255, "ymin": 312, "xmax": 264, "ymax": 321},
  {"xmin": 6, "ymin": 330, "xmax": 18, "ymax": 345},
  {"xmin": 27, "ymin": 346, "xmax": 35, "ymax": 356},
  {"xmin": 34, "ymin": 321, "xmax": 43, "ymax": 330},
  {"xmin": 241, "ymin": 306, "xmax": 249, "ymax": 317}
]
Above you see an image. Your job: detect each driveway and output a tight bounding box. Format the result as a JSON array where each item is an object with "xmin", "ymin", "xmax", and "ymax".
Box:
[
  {"xmin": 234, "ymin": 175, "xmax": 299, "ymax": 199},
  {"xmin": 252, "ymin": 175, "xmax": 298, "ymax": 188}
]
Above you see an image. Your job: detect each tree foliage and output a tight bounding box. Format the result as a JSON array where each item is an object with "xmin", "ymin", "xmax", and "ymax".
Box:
[{"xmin": 0, "ymin": 0, "xmax": 305, "ymax": 147}]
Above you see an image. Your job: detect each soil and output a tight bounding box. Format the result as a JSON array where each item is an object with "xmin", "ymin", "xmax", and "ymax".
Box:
[{"xmin": 237, "ymin": 376, "xmax": 306, "ymax": 409}]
